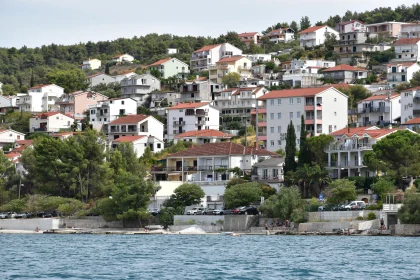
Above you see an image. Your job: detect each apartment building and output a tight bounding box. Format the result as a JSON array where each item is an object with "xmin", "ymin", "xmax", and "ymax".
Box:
[
  {"xmin": 392, "ymin": 38, "xmax": 420, "ymax": 62},
  {"xmin": 400, "ymin": 86, "xmax": 420, "ymax": 124},
  {"xmin": 190, "ymin": 43, "xmax": 243, "ymax": 72},
  {"xmin": 56, "ymin": 91, "xmax": 108, "ymax": 119},
  {"xmin": 282, "ymin": 59, "xmax": 335, "ymax": 88},
  {"xmin": 167, "ymin": 102, "xmax": 220, "ymax": 141},
  {"xmin": 237, "ymin": 32, "xmax": 261, "ymax": 46},
  {"xmin": 147, "ymin": 57, "xmax": 190, "ymax": 79},
  {"xmin": 266, "ymin": 28, "xmax": 295, "ymax": 43},
  {"xmin": 257, "ymin": 87, "xmax": 348, "ymax": 151},
  {"xmin": 387, "ymin": 62, "xmax": 420, "ymax": 88},
  {"xmin": 107, "ymin": 114, "xmax": 164, "ymax": 141},
  {"xmin": 209, "ymin": 56, "xmax": 252, "ymax": 84},
  {"xmin": 120, "ymin": 73, "xmax": 161, "ymax": 105},
  {"xmin": 366, "ymin": 22, "xmax": 405, "ymax": 39},
  {"xmin": 322, "ymin": 64, "xmax": 368, "ymax": 83},
  {"xmin": 88, "ymin": 97, "xmax": 137, "ymax": 130},
  {"xmin": 178, "ymin": 79, "xmax": 212, "ymax": 103},
  {"xmin": 400, "ymin": 23, "xmax": 420, "ymax": 39},
  {"xmin": 17, "ymin": 84, "xmax": 64, "ymax": 112},
  {"xmin": 357, "ymin": 94, "xmax": 401, "ymax": 127},
  {"xmin": 298, "ymin": 26, "xmax": 339, "ymax": 48}
]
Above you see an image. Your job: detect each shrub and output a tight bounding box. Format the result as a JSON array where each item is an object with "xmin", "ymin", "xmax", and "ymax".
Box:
[
  {"xmin": 187, "ymin": 219, "xmax": 195, "ymax": 225},
  {"xmin": 367, "ymin": 212, "xmax": 376, "ymax": 220},
  {"xmin": 356, "ymin": 216, "xmax": 364, "ymax": 220}
]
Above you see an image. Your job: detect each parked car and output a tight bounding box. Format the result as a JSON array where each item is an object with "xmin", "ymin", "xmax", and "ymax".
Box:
[
  {"xmin": 15, "ymin": 212, "xmax": 30, "ymax": 219},
  {"xmin": 0, "ymin": 212, "xmax": 9, "ymax": 219},
  {"xmin": 186, "ymin": 208, "xmax": 204, "ymax": 215},
  {"xmin": 213, "ymin": 208, "xmax": 232, "ymax": 215},
  {"xmin": 231, "ymin": 208, "xmax": 240, "ymax": 215},
  {"xmin": 344, "ymin": 201, "xmax": 366, "ymax": 211},
  {"xmin": 318, "ymin": 206, "xmax": 326, "ymax": 211},
  {"xmin": 8, "ymin": 212, "xmax": 17, "ymax": 218},
  {"xmin": 238, "ymin": 206, "xmax": 259, "ymax": 215},
  {"xmin": 202, "ymin": 208, "xmax": 215, "ymax": 215},
  {"xmin": 148, "ymin": 209, "xmax": 160, "ymax": 216}
]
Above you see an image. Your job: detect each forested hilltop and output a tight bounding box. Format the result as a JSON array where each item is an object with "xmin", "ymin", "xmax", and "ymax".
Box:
[{"xmin": 1, "ymin": 4, "xmax": 420, "ymax": 95}]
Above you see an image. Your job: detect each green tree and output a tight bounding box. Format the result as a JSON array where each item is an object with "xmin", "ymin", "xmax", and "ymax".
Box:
[
  {"xmin": 224, "ymin": 182, "xmax": 262, "ymax": 208},
  {"xmin": 284, "ymin": 120, "xmax": 297, "ymax": 174},
  {"xmin": 299, "ymin": 16, "xmax": 311, "ymax": 32},
  {"xmin": 326, "ymin": 179, "xmax": 357, "ymax": 204},
  {"xmin": 337, "ymin": 85, "xmax": 371, "ymax": 109},
  {"xmin": 371, "ymin": 178, "xmax": 395, "ymax": 201},
  {"xmin": 398, "ymin": 191, "xmax": 420, "ymax": 224},
  {"xmin": 259, "ymin": 187, "xmax": 307, "ymax": 223},
  {"xmin": 307, "ymin": 134, "xmax": 334, "ymax": 165},
  {"xmin": 298, "ymin": 115, "xmax": 311, "ymax": 166},
  {"xmin": 46, "ymin": 68, "xmax": 89, "ymax": 93},
  {"xmin": 221, "ymin": 72, "xmax": 241, "ymax": 88},
  {"xmin": 290, "ymin": 21, "xmax": 299, "ymax": 38},
  {"xmin": 168, "ymin": 183, "xmax": 205, "ymax": 208},
  {"xmin": 105, "ymin": 63, "xmax": 110, "ymax": 75},
  {"xmin": 410, "ymin": 70, "xmax": 420, "ymax": 87}
]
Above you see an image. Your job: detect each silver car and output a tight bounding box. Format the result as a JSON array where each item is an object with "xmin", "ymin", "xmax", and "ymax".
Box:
[{"xmin": 0, "ymin": 213, "xmax": 9, "ymax": 219}]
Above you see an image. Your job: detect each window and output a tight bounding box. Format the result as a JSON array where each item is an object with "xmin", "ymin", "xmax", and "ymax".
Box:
[
  {"xmin": 179, "ymin": 109, "xmax": 183, "ymax": 112},
  {"xmin": 270, "ymin": 140, "xmax": 274, "ymax": 146},
  {"xmin": 289, "ymin": 98, "xmax": 293, "ymax": 104},
  {"xmin": 297, "ymin": 139, "xmax": 300, "ymax": 144},
  {"xmin": 277, "ymin": 126, "xmax": 281, "ymax": 133},
  {"xmin": 277, "ymin": 99, "xmax": 281, "ymax": 105},
  {"xmin": 289, "ymin": 112, "xmax": 293, "ymax": 119},
  {"xmin": 297, "ymin": 98, "xmax": 301, "ymax": 104},
  {"xmin": 297, "ymin": 125, "xmax": 300, "ymax": 131},
  {"xmin": 270, "ymin": 100, "xmax": 274, "ymax": 106},
  {"xmin": 297, "ymin": 111, "xmax": 301, "ymax": 118},
  {"xmin": 121, "ymin": 101, "xmax": 125, "ymax": 105},
  {"xmin": 277, "ymin": 140, "xmax": 281, "ymax": 146},
  {"xmin": 334, "ymin": 98, "xmax": 337, "ymax": 102},
  {"xmin": 104, "ymin": 118, "xmax": 107, "ymax": 122},
  {"xmin": 277, "ymin": 113, "xmax": 281, "ymax": 119},
  {"xmin": 334, "ymin": 112, "xmax": 337, "ymax": 116},
  {"xmin": 270, "ymin": 113, "xmax": 274, "ymax": 120},
  {"xmin": 157, "ymin": 143, "xmax": 161, "ymax": 149},
  {"xmin": 270, "ymin": 127, "xmax": 274, "ymax": 133}
]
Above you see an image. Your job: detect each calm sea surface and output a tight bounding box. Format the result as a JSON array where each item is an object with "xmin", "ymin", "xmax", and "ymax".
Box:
[{"xmin": 0, "ymin": 234, "xmax": 419, "ymax": 280}]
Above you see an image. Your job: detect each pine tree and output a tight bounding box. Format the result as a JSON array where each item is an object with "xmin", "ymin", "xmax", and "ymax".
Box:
[
  {"xmin": 284, "ymin": 120, "xmax": 297, "ymax": 174},
  {"xmin": 105, "ymin": 63, "xmax": 110, "ymax": 75},
  {"xmin": 298, "ymin": 115, "xmax": 311, "ymax": 166},
  {"xmin": 30, "ymin": 69, "xmax": 35, "ymax": 87}
]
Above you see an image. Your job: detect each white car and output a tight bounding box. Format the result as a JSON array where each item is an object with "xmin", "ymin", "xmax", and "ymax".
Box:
[
  {"xmin": 186, "ymin": 207, "xmax": 204, "ymax": 215},
  {"xmin": 344, "ymin": 201, "xmax": 365, "ymax": 210}
]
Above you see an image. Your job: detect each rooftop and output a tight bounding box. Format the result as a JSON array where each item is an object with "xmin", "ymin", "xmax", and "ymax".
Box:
[
  {"xmin": 330, "ymin": 126, "xmax": 401, "ymax": 139},
  {"xmin": 168, "ymin": 102, "xmax": 210, "ymax": 110},
  {"xmin": 394, "ymin": 38, "xmax": 420, "ymax": 45},
  {"xmin": 109, "ymin": 114, "xmax": 150, "ymax": 125},
  {"xmin": 216, "ymin": 55, "xmax": 246, "ymax": 63},
  {"xmin": 175, "ymin": 129, "xmax": 232, "ymax": 139},
  {"xmin": 258, "ymin": 86, "xmax": 331, "ymax": 100},
  {"xmin": 359, "ymin": 94, "xmax": 400, "ymax": 102},
  {"xmin": 298, "ymin": 25, "xmax": 326, "ymax": 34},
  {"xmin": 193, "ymin": 44, "xmax": 222, "ymax": 53},
  {"xmin": 148, "ymin": 58, "xmax": 172, "ymax": 67},
  {"xmin": 403, "ymin": 117, "xmax": 420, "ymax": 125},
  {"xmin": 322, "ymin": 64, "xmax": 367, "ymax": 72},
  {"xmin": 112, "ymin": 135, "xmax": 146, "ymax": 143}
]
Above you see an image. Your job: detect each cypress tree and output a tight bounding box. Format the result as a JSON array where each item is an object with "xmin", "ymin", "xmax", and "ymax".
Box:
[
  {"xmin": 284, "ymin": 120, "xmax": 297, "ymax": 174},
  {"xmin": 105, "ymin": 63, "xmax": 110, "ymax": 75},
  {"xmin": 298, "ymin": 115, "xmax": 311, "ymax": 166},
  {"xmin": 30, "ymin": 68, "xmax": 35, "ymax": 87}
]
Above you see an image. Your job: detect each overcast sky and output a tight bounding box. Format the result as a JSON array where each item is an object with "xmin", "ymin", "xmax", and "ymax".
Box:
[{"xmin": 0, "ymin": 0, "xmax": 417, "ymax": 48}]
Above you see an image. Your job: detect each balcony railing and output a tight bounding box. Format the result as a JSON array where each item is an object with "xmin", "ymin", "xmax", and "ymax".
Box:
[
  {"xmin": 173, "ymin": 121, "xmax": 186, "ymax": 126},
  {"xmin": 328, "ymin": 144, "xmax": 373, "ymax": 151},
  {"xmin": 196, "ymin": 120, "xmax": 206, "ymax": 125}
]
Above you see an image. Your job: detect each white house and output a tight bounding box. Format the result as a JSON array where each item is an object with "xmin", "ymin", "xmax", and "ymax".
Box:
[
  {"xmin": 251, "ymin": 157, "xmax": 284, "ymax": 189},
  {"xmin": 387, "ymin": 62, "xmax": 420, "ymax": 88},
  {"xmin": 174, "ymin": 129, "xmax": 232, "ymax": 144},
  {"xmin": 322, "ymin": 64, "xmax": 368, "ymax": 84},
  {"xmin": 209, "ymin": 55, "xmax": 253, "ymax": 84},
  {"xmin": 86, "ymin": 73, "xmax": 116, "ymax": 88},
  {"xmin": 400, "ymin": 86, "xmax": 420, "ymax": 124},
  {"xmin": 178, "ymin": 79, "xmax": 212, "ymax": 103},
  {"xmin": 257, "ymin": 87, "xmax": 348, "ymax": 151},
  {"xmin": 400, "ymin": 23, "xmax": 420, "ymax": 39},
  {"xmin": 0, "ymin": 95, "xmax": 19, "ymax": 114},
  {"xmin": 120, "ymin": 73, "xmax": 161, "ymax": 105},
  {"xmin": 150, "ymin": 91, "xmax": 180, "ymax": 108},
  {"xmin": 148, "ymin": 58, "xmax": 190, "ymax": 79},
  {"xmin": 244, "ymin": 54, "xmax": 272, "ymax": 63},
  {"xmin": 112, "ymin": 54, "xmax": 134, "ymax": 64},
  {"xmin": 392, "ymin": 38, "xmax": 420, "ymax": 62},
  {"xmin": 167, "ymin": 102, "xmax": 220, "ymax": 141},
  {"xmin": 81, "ymin": 58, "xmax": 101, "ymax": 70},
  {"xmin": 167, "ymin": 48, "xmax": 178, "ymax": 54},
  {"xmin": 298, "ymin": 25, "xmax": 339, "ymax": 48},
  {"xmin": 357, "ymin": 94, "xmax": 401, "ymax": 127},
  {"xmin": 282, "ymin": 59, "xmax": 336, "ymax": 88},
  {"xmin": 107, "ymin": 114, "xmax": 164, "ymax": 143},
  {"xmin": 266, "ymin": 28, "xmax": 295, "ymax": 43},
  {"xmin": 190, "ymin": 43, "xmax": 243, "ymax": 72},
  {"xmin": 113, "ymin": 72, "xmax": 137, "ymax": 83},
  {"xmin": 88, "ymin": 97, "xmax": 137, "ymax": 130},
  {"xmin": 0, "ymin": 129, "xmax": 25, "ymax": 149},
  {"xmin": 325, "ymin": 126, "xmax": 409, "ymax": 179},
  {"xmin": 0, "ymin": 82, "xmax": 3, "ymax": 94},
  {"xmin": 111, "ymin": 135, "xmax": 164, "ymax": 158},
  {"xmin": 29, "ymin": 112, "xmax": 74, "ymax": 133},
  {"xmin": 17, "ymin": 84, "xmax": 64, "ymax": 112},
  {"xmin": 151, "ymin": 142, "xmax": 278, "ymax": 182}
]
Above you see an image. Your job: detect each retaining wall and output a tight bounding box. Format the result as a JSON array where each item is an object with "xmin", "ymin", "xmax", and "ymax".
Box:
[
  {"xmin": 391, "ymin": 224, "xmax": 420, "ymax": 236},
  {"xmin": 169, "ymin": 225, "xmax": 223, "ymax": 232},
  {"xmin": 298, "ymin": 222, "xmax": 351, "ymax": 232},
  {"xmin": 173, "ymin": 215, "xmax": 224, "ymax": 226},
  {"xmin": 223, "ymin": 215, "xmax": 259, "ymax": 232},
  {"xmin": 0, "ymin": 218, "xmax": 60, "ymax": 230},
  {"xmin": 63, "ymin": 216, "xmax": 124, "ymax": 228},
  {"xmin": 308, "ymin": 211, "xmax": 380, "ymax": 222}
]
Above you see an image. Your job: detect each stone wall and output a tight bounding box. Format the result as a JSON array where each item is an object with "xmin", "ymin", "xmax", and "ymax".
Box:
[
  {"xmin": 391, "ymin": 224, "xmax": 420, "ymax": 236},
  {"xmin": 63, "ymin": 216, "xmax": 124, "ymax": 228},
  {"xmin": 0, "ymin": 218, "xmax": 61, "ymax": 230},
  {"xmin": 223, "ymin": 215, "xmax": 259, "ymax": 232},
  {"xmin": 298, "ymin": 222, "xmax": 351, "ymax": 232},
  {"xmin": 308, "ymin": 211, "xmax": 380, "ymax": 222}
]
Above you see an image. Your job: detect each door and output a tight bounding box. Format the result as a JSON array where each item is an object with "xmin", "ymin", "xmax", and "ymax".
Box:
[{"xmin": 176, "ymin": 161, "xmax": 182, "ymax": 171}]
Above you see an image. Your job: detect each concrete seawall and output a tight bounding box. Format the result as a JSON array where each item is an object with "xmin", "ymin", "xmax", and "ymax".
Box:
[
  {"xmin": 308, "ymin": 211, "xmax": 380, "ymax": 222},
  {"xmin": 63, "ymin": 217, "xmax": 124, "ymax": 228},
  {"xmin": 0, "ymin": 218, "xmax": 60, "ymax": 230},
  {"xmin": 391, "ymin": 224, "xmax": 420, "ymax": 236}
]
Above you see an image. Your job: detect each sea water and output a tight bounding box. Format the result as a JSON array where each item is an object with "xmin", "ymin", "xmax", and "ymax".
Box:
[{"xmin": 0, "ymin": 234, "xmax": 419, "ymax": 279}]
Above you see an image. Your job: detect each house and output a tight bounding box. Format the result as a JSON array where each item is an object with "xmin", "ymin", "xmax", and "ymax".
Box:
[
  {"xmin": 237, "ymin": 32, "xmax": 261, "ymax": 46},
  {"xmin": 282, "ymin": 59, "xmax": 335, "ymax": 88},
  {"xmin": 322, "ymin": 64, "xmax": 368, "ymax": 83},
  {"xmin": 51, "ymin": 132, "xmax": 82, "ymax": 140},
  {"xmin": 17, "ymin": 84, "xmax": 64, "ymax": 112},
  {"xmin": 107, "ymin": 114, "xmax": 164, "ymax": 143},
  {"xmin": 392, "ymin": 38, "xmax": 420, "ymax": 62},
  {"xmin": 402, "ymin": 117, "xmax": 420, "ymax": 130},
  {"xmin": 80, "ymin": 58, "xmax": 101, "ymax": 70},
  {"xmin": 0, "ymin": 95, "xmax": 19, "ymax": 114},
  {"xmin": 147, "ymin": 58, "xmax": 190, "ymax": 79},
  {"xmin": 214, "ymin": 86, "xmax": 268, "ymax": 124},
  {"xmin": 400, "ymin": 86, "xmax": 420, "ymax": 124},
  {"xmin": 151, "ymin": 142, "xmax": 278, "ymax": 182},
  {"xmin": 86, "ymin": 73, "xmax": 116, "ymax": 88},
  {"xmin": 150, "ymin": 91, "xmax": 180, "ymax": 108},
  {"xmin": 256, "ymin": 87, "xmax": 348, "ymax": 151},
  {"xmin": 56, "ymin": 91, "xmax": 108, "ymax": 119},
  {"xmin": 190, "ymin": 43, "xmax": 243, "ymax": 72},
  {"xmin": 266, "ymin": 28, "xmax": 295, "ymax": 43},
  {"xmin": 244, "ymin": 54, "xmax": 272, "ymax": 63},
  {"xmin": 167, "ymin": 102, "xmax": 220, "ymax": 141},
  {"xmin": 167, "ymin": 48, "xmax": 178, "ymax": 54},
  {"xmin": 88, "ymin": 97, "xmax": 137, "ymax": 130},
  {"xmin": 357, "ymin": 94, "xmax": 401, "ymax": 127},
  {"xmin": 178, "ymin": 79, "xmax": 213, "ymax": 103},
  {"xmin": 120, "ymin": 73, "xmax": 161, "ymax": 105},
  {"xmin": 29, "ymin": 112, "xmax": 74, "ymax": 133},
  {"xmin": 174, "ymin": 129, "xmax": 232, "ymax": 144},
  {"xmin": 209, "ymin": 56, "xmax": 252, "ymax": 84},
  {"xmin": 325, "ymin": 126, "xmax": 412, "ymax": 179},
  {"xmin": 336, "ymin": 20, "xmax": 366, "ymax": 34},
  {"xmin": 387, "ymin": 62, "xmax": 420, "ymax": 88},
  {"xmin": 111, "ymin": 54, "xmax": 134, "ymax": 64},
  {"xmin": 111, "ymin": 135, "xmax": 164, "ymax": 158},
  {"xmin": 0, "ymin": 129, "xmax": 25, "ymax": 149},
  {"xmin": 298, "ymin": 25, "xmax": 339, "ymax": 48},
  {"xmin": 366, "ymin": 22, "xmax": 405, "ymax": 39},
  {"xmin": 251, "ymin": 157, "xmax": 284, "ymax": 189},
  {"xmin": 400, "ymin": 23, "xmax": 420, "ymax": 39},
  {"xmin": 113, "ymin": 72, "xmax": 137, "ymax": 83}
]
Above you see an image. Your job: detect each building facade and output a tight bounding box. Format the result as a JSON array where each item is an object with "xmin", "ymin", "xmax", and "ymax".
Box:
[
  {"xmin": 298, "ymin": 26, "xmax": 339, "ymax": 48},
  {"xmin": 357, "ymin": 94, "xmax": 401, "ymax": 127},
  {"xmin": 392, "ymin": 38, "xmax": 420, "ymax": 62},
  {"xmin": 387, "ymin": 62, "xmax": 420, "ymax": 88},
  {"xmin": 174, "ymin": 129, "xmax": 232, "ymax": 144},
  {"xmin": 17, "ymin": 84, "xmax": 64, "ymax": 112},
  {"xmin": 120, "ymin": 73, "xmax": 161, "ymax": 105},
  {"xmin": 88, "ymin": 98, "xmax": 137, "ymax": 130},
  {"xmin": 81, "ymin": 58, "xmax": 101, "ymax": 70},
  {"xmin": 209, "ymin": 56, "xmax": 252, "ymax": 84},
  {"xmin": 190, "ymin": 43, "xmax": 243, "ymax": 72},
  {"xmin": 107, "ymin": 114, "xmax": 164, "ymax": 142},
  {"xmin": 322, "ymin": 64, "xmax": 368, "ymax": 83},
  {"xmin": 56, "ymin": 91, "xmax": 108, "ymax": 119},
  {"xmin": 29, "ymin": 112, "xmax": 74, "ymax": 132},
  {"xmin": 237, "ymin": 32, "xmax": 261, "ymax": 46},
  {"xmin": 112, "ymin": 54, "xmax": 134, "ymax": 63},
  {"xmin": 148, "ymin": 58, "xmax": 190, "ymax": 79},
  {"xmin": 400, "ymin": 86, "xmax": 420, "ymax": 124}
]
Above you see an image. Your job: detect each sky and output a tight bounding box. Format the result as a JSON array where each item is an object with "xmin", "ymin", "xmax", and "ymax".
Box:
[{"xmin": 0, "ymin": 0, "xmax": 418, "ymax": 48}]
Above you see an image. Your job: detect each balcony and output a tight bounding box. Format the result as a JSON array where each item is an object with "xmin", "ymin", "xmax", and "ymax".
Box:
[
  {"xmin": 207, "ymin": 195, "xmax": 224, "ymax": 202},
  {"xmin": 173, "ymin": 121, "xmax": 186, "ymax": 126},
  {"xmin": 358, "ymin": 106, "xmax": 390, "ymax": 114},
  {"xmin": 196, "ymin": 110, "xmax": 208, "ymax": 116},
  {"xmin": 327, "ymin": 161, "xmax": 365, "ymax": 169},
  {"xmin": 196, "ymin": 120, "xmax": 206, "ymax": 125},
  {"xmin": 56, "ymin": 98, "xmax": 74, "ymax": 105},
  {"xmin": 257, "ymin": 122, "xmax": 267, "ymax": 127},
  {"xmin": 328, "ymin": 143, "xmax": 373, "ymax": 151}
]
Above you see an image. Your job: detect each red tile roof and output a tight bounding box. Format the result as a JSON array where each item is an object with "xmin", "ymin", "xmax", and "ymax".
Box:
[
  {"xmin": 322, "ymin": 64, "xmax": 367, "ymax": 72},
  {"xmin": 112, "ymin": 135, "xmax": 146, "ymax": 143},
  {"xmin": 216, "ymin": 55, "xmax": 246, "ymax": 63},
  {"xmin": 403, "ymin": 117, "xmax": 420, "ymax": 125},
  {"xmin": 175, "ymin": 129, "xmax": 232, "ymax": 139},
  {"xmin": 4, "ymin": 152, "xmax": 20, "ymax": 159},
  {"xmin": 238, "ymin": 32, "xmax": 259, "ymax": 37},
  {"xmin": 394, "ymin": 38, "xmax": 420, "ymax": 45},
  {"xmin": 16, "ymin": 140, "xmax": 33, "ymax": 146},
  {"xmin": 298, "ymin": 25, "xmax": 326, "ymax": 34},
  {"xmin": 28, "ymin": 84, "xmax": 52, "ymax": 90},
  {"xmin": 148, "ymin": 58, "xmax": 172, "ymax": 67},
  {"xmin": 109, "ymin": 114, "xmax": 150, "ymax": 124},
  {"xmin": 195, "ymin": 77, "xmax": 208, "ymax": 82},
  {"xmin": 169, "ymin": 102, "xmax": 210, "ymax": 110},
  {"xmin": 401, "ymin": 86, "xmax": 420, "ymax": 92},
  {"xmin": 167, "ymin": 142, "xmax": 278, "ymax": 158},
  {"xmin": 31, "ymin": 112, "xmax": 60, "ymax": 118},
  {"xmin": 360, "ymin": 94, "xmax": 400, "ymax": 102},
  {"xmin": 258, "ymin": 87, "xmax": 331, "ymax": 100},
  {"xmin": 193, "ymin": 44, "xmax": 222, "ymax": 53},
  {"xmin": 331, "ymin": 126, "xmax": 400, "ymax": 139},
  {"xmin": 251, "ymin": 108, "xmax": 266, "ymax": 114}
]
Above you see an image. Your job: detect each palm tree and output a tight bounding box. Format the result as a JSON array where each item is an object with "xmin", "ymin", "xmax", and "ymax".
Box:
[
  {"xmin": 311, "ymin": 164, "xmax": 331, "ymax": 197},
  {"xmin": 289, "ymin": 164, "xmax": 313, "ymax": 198}
]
